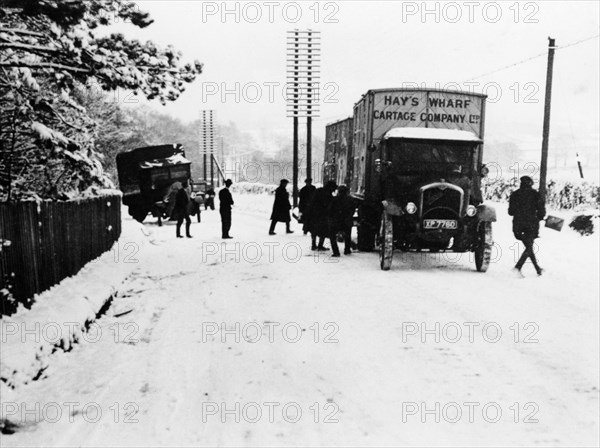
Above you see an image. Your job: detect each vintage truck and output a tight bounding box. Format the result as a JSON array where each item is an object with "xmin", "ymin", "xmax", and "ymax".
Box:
[
  {"xmin": 323, "ymin": 88, "xmax": 496, "ymax": 271},
  {"xmin": 116, "ymin": 144, "xmax": 201, "ymax": 224}
]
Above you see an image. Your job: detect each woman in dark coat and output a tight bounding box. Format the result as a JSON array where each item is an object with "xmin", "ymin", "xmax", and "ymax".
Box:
[
  {"xmin": 269, "ymin": 179, "xmax": 293, "ymax": 235},
  {"xmin": 306, "ymin": 180, "xmax": 337, "ymax": 250}
]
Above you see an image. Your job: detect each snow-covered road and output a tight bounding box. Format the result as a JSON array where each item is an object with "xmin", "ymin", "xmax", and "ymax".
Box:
[{"xmin": 2, "ymin": 196, "xmax": 599, "ymax": 447}]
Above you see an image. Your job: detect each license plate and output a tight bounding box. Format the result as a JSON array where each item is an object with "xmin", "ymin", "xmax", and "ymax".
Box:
[{"xmin": 423, "ymin": 219, "xmax": 458, "ymax": 230}]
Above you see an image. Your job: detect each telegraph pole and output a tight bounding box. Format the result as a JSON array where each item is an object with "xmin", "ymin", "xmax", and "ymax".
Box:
[
  {"xmin": 307, "ymin": 116, "xmax": 312, "ymax": 180},
  {"xmin": 286, "ymin": 29, "xmax": 321, "ymax": 207},
  {"xmin": 200, "ymin": 110, "xmax": 215, "ymax": 184},
  {"xmin": 539, "ymin": 37, "xmax": 556, "ymax": 202},
  {"xmin": 293, "ymin": 117, "xmax": 298, "ymax": 205}
]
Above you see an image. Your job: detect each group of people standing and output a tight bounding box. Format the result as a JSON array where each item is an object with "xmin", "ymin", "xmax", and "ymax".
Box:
[
  {"xmin": 269, "ymin": 178, "xmax": 355, "ymax": 257},
  {"xmin": 173, "ymin": 175, "xmax": 547, "ymax": 274}
]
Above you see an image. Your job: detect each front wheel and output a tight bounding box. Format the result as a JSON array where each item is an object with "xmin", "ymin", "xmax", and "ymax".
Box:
[
  {"xmin": 475, "ymin": 221, "xmax": 493, "ymax": 272},
  {"xmin": 379, "ymin": 212, "xmax": 393, "ymax": 271}
]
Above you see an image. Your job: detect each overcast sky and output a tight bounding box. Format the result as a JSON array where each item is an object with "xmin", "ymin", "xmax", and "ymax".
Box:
[{"xmin": 112, "ymin": 1, "xmax": 599, "ymax": 163}]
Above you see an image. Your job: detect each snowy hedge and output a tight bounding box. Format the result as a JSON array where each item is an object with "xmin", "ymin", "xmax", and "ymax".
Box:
[{"xmin": 483, "ymin": 177, "xmax": 599, "ymax": 211}]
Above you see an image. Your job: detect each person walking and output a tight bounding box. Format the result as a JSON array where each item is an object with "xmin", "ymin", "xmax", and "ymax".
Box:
[
  {"xmin": 298, "ymin": 178, "xmax": 316, "ymax": 235},
  {"xmin": 219, "ymin": 179, "xmax": 234, "ymax": 239},
  {"xmin": 508, "ymin": 176, "xmax": 546, "ymax": 276},
  {"xmin": 174, "ymin": 179, "xmax": 193, "ymax": 238},
  {"xmin": 306, "ymin": 180, "xmax": 337, "ymax": 251},
  {"xmin": 328, "ymin": 185, "xmax": 355, "ymax": 257},
  {"xmin": 269, "ymin": 179, "xmax": 294, "ymax": 235}
]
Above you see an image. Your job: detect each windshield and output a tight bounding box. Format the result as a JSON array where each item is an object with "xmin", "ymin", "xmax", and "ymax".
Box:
[{"xmin": 387, "ymin": 140, "xmax": 476, "ymax": 174}]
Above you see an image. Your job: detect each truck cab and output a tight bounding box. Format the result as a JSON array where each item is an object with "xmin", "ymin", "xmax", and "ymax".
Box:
[{"xmin": 373, "ymin": 128, "xmax": 493, "ymax": 260}]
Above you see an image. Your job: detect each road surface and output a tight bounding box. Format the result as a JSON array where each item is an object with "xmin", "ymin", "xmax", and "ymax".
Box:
[{"xmin": 2, "ymin": 196, "xmax": 599, "ymax": 447}]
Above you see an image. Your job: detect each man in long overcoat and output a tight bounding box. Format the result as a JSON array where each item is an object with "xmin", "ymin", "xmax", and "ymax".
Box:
[
  {"xmin": 174, "ymin": 180, "xmax": 192, "ymax": 238},
  {"xmin": 219, "ymin": 179, "xmax": 234, "ymax": 239},
  {"xmin": 269, "ymin": 179, "xmax": 293, "ymax": 235},
  {"xmin": 306, "ymin": 180, "xmax": 337, "ymax": 250},
  {"xmin": 328, "ymin": 185, "xmax": 355, "ymax": 256},
  {"xmin": 508, "ymin": 175, "xmax": 546, "ymax": 276},
  {"xmin": 298, "ymin": 178, "xmax": 316, "ymax": 234}
]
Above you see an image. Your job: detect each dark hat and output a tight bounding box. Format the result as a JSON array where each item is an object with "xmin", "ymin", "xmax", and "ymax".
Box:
[
  {"xmin": 225, "ymin": 179, "xmax": 233, "ymax": 186},
  {"xmin": 520, "ymin": 176, "xmax": 533, "ymax": 185},
  {"xmin": 280, "ymin": 179, "xmax": 289, "ymax": 184},
  {"xmin": 305, "ymin": 178, "xmax": 312, "ymax": 183}
]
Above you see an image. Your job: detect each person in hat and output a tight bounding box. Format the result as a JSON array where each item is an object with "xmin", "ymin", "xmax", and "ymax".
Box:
[
  {"xmin": 508, "ymin": 175, "xmax": 546, "ymax": 276},
  {"xmin": 299, "ymin": 178, "xmax": 317, "ymax": 234},
  {"xmin": 219, "ymin": 179, "xmax": 234, "ymax": 239},
  {"xmin": 269, "ymin": 179, "xmax": 293, "ymax": 235},
  {"xmin": 306, "ymin": 180, "xmax": 338, "ymax": 251},
  {"xmin": 328, "ymin": 185, "xmax": 355, "ymax": 256},
  {"xmin": 174, "ymin": 179, "xmax": 193, "ymax": 238},
  {"xmin": 205, "ymin": 184, "xmax": 215, "ymax": 210}
]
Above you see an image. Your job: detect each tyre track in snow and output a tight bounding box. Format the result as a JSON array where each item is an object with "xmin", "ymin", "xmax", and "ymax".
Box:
[{"xmin": 3, "ymin": 208, "xmax": 598, "ymax": 447}]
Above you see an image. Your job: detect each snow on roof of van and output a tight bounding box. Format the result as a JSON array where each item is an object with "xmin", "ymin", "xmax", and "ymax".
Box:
[{"xmin": 383, "ymin": 128, "xmax": 482, "ymax": 142}]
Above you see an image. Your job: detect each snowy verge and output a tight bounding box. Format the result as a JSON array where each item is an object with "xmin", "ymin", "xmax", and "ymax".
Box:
[{"xmin": 0, "ymin": 215, "xmax": 146, "ymax": 390}]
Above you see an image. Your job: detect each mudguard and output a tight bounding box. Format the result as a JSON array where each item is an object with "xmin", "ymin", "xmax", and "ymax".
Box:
[
  {"xmin": 382, "ymin": 200, "xmax": 403, "ymax": 216},
  {"xmin": 477, "ymin": 204, "xmax": 497, "ymax": 222}
]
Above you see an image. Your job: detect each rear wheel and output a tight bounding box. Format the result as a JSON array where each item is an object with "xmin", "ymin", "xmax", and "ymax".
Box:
[
  {"xmin": 379, "ymin": 212, "xmax": 393, "ymax": 271},
  {"xmin": 475, "ymin": 221, "xmax": 493, "ymax": 272}
]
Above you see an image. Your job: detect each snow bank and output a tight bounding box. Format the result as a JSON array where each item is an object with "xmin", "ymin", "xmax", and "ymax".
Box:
[{"xmin": 0, "ymin": 214, "xmax": 145, "ymax": 389}]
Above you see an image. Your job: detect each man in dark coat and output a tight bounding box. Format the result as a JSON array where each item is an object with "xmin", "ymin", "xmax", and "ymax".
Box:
[
  {"xmin": 306, "ymin": 180, "xmax": 337, "ymax": 250},
  {"xmin": 298, "ymin": 178, "xmax": 316, "ymax": 234},
  {"xmin": 328, "ymin": 185, "xmax": 355, "ymax": 256},
  {"xmin": 175, "ymin": 180, "xmax": 192, "ymax": 238},
  {"xmin": 205, "ymin": 185, "xmax": 215, "ymax": 210},
  {"xmin": 508, "ymin": 176, "xmax": 546, "ymax": 276},
  {"xmin": 219, "ymin": 179, "xmax": 234, "ymax": 239},
  {"xmin": 269, "ymin": 179, "xmax": 293, "ymax": 235}
]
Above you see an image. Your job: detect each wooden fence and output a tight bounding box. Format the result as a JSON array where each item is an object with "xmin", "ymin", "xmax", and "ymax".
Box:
[{"xmin": 0, "ymin": 195, "xmax": 122, "ymax": 315}]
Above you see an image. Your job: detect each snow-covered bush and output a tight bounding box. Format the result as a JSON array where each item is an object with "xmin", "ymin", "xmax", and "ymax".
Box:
[
  {"xmin": 483, "ymin": 177, "xmax": 599, "ymax": 211},
  {"xmin": 569, "ymin": 214, "xmax": 598, "ymax": 236}
]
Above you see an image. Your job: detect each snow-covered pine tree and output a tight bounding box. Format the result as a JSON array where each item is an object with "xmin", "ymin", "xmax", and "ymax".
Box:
[{"xmin": 0, "ymin": 0, "xmax": 203, "ymax": 201}]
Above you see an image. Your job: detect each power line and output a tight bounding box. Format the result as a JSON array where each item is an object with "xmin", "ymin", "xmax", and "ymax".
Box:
[
  {"xmin": 558, "ymin": 33, "xmax": 600, "ymax": 50},
  {"xmin": 464, "ymin": 34, "xmax": 599, "ymax": 82}
]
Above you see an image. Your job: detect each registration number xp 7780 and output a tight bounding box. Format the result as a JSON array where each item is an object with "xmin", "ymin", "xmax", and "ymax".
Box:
[{"xmin": 423, "ymin": 219, "xmax": 458, "ymax": 230}]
